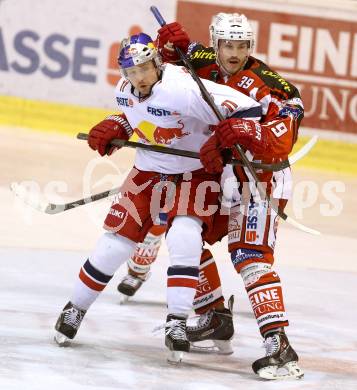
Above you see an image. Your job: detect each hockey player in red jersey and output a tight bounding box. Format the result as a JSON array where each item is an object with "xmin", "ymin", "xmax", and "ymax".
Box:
[
  {"xmin": 117, "ymin": 13, "xmax": 305, "ymax": 379},
  {"xmin": 54, "ymin": 31, "xmax": 263, "ymax": 364}
]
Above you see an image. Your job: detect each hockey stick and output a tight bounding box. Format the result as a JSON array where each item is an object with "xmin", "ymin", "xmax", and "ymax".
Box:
[
  {"xmin": 10, "ymin": 182, "xmax": 120, "ymax": 214},
  {"xmin": 77, "ymin": 132, "xmax": 318, "ymax": 172},
  {"xmin": 10, "ymin": 133, "xmax": 317, "ymax": 214},
  {"xmin": 150, "ymin": 5, "xmax": 320, "ymax": 235},
  {"xmin": 10, "ymin": 134, "xmax": 317, "ymax": 215}
]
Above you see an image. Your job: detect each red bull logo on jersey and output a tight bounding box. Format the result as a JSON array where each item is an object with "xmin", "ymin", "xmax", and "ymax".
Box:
[
  {"xmin": 133, "ymin": 120, "xmax": 189, "ymax": 146},
  {"xmin": 153, "ymin": 121, "xmax": 189, "ymax": 145}
]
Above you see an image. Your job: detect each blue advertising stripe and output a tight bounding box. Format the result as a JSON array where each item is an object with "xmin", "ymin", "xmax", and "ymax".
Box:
[{"xmin": 83, "ymin": 259, "xmax": 112, "ymax": 283}]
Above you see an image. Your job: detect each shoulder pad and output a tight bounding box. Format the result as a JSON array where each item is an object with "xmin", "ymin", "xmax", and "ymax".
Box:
[{"xmin": 250, "ymin": 57, "xmax": 297, "ymax": 95}]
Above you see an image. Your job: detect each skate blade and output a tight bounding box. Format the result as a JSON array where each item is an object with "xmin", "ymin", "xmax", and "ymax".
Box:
[
  {"xmin": 167, "ymin": 351, "xmax": 184, "ymax": 365},
  {"xmin": 54, "ymin": 331, "xmax": 71, "ymax": 347},
  {"xmin": 190, "ymin": 339, "xmax": 233, "ymax": 355},
  {"xmin": 257, "ymin": 361, "xmax": 304, "ymax": 380},
  {"xmin": 119, "ymin": 295, "xmax": 130, "ymax": 305}
]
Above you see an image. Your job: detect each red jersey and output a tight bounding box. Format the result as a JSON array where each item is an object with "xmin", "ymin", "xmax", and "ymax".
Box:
[{"xmin": 188, "ymin": 44, "xmax": 304, "ymax": 164}]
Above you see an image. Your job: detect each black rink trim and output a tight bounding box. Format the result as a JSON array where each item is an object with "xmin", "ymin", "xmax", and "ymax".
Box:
[
  {"xmin": 83, "ymin": 259, "xmax": 112, "ymax": 283},
  {"xmin": 167, "ymin": 266, "xmax": 199, "ymax": 277},
  {"xmin": 230, "ymin": 106, "xmax": 262, "ymax": 119}
]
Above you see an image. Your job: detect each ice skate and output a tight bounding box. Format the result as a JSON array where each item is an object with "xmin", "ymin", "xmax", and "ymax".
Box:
[
  {"xmin": 165, "ymin": 314, "xmax": 190, "ymax": 364},
  {"xmin": 252, "ymin": 330, "xmax": 304, "ymax": 380},
  {"xmin": 54, "ymin": 301, "xmax": 86, "ymax": 346},
  {"xmin": 187, "ymin": 295, "xmax": 234, "ymax": 355},
  {"xmin": 117, "ymin": 272, "xmax": 150, "ymax": 304}
]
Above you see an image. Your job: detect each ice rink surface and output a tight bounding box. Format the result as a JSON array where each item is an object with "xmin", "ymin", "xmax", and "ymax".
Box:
[{"xmin": 1, "ymin": 126, "xmax": 357, "ymax": 389}]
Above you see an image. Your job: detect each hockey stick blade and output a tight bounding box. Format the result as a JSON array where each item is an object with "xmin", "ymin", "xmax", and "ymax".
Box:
[
  {"xmin": 289, "ymin": 135, "xmax": 318, "ymax": 165},
  {"xmin": 10, "ymin": 134, "xmax": 318, "ymax": 218},
  {"xmin": 11, "ymin": 182, "xmax": 51, "ymax": 213},
  {"xmin": 10, "ymin": 182, "xmax": 121, "ymax": 215}
]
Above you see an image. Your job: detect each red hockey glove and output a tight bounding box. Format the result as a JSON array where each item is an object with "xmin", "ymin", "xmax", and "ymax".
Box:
[
  {"xmin": 200, "ymin": 134, "xmax": 224, "ymax": 174},
  {"xmin": 157, "ymin": 22, "xmax": 190, "ymax": 62},
  {"xmin": 214, "ymin": 118, "xmax": 268, "ymax": 156},
  {"xmin": 88, "ymin": 115, "xmax": 132, "ymax": 156}
]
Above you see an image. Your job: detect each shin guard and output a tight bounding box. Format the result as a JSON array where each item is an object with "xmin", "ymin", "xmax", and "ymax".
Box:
[
  {"xmin": 243, "ymin": 266, "xmax": 289, "ymax": 336},
  {"xmin": 193, "ymin": 249, "xmax": 224, "ymax": 314}
]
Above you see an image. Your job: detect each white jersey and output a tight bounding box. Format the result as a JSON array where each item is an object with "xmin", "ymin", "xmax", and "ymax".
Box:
[{"xmin": 115, "ymin": 63, "xmax": 261, "ymax": 174}]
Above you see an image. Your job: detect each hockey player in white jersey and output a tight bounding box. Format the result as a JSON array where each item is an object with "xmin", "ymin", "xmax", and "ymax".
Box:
[{"xmin": 54, "ymin": 32, "xmax": 263, "ymax": 364}]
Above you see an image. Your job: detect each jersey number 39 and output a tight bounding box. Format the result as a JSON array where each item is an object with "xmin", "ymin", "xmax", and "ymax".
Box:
[{"xmin": 237, "ymin": 76, "xmax": 254, "ymax": 89}]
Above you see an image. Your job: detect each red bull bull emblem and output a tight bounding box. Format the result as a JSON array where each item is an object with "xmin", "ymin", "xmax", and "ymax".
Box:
[{"xmin": 153, "ymin": 124, "xmax": 189, "ymax": 145}]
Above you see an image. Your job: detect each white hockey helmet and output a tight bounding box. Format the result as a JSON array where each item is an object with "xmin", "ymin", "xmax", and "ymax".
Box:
[{"xmin": 209, "ymin": 13, "xmax": 255, "ymax": 53}]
